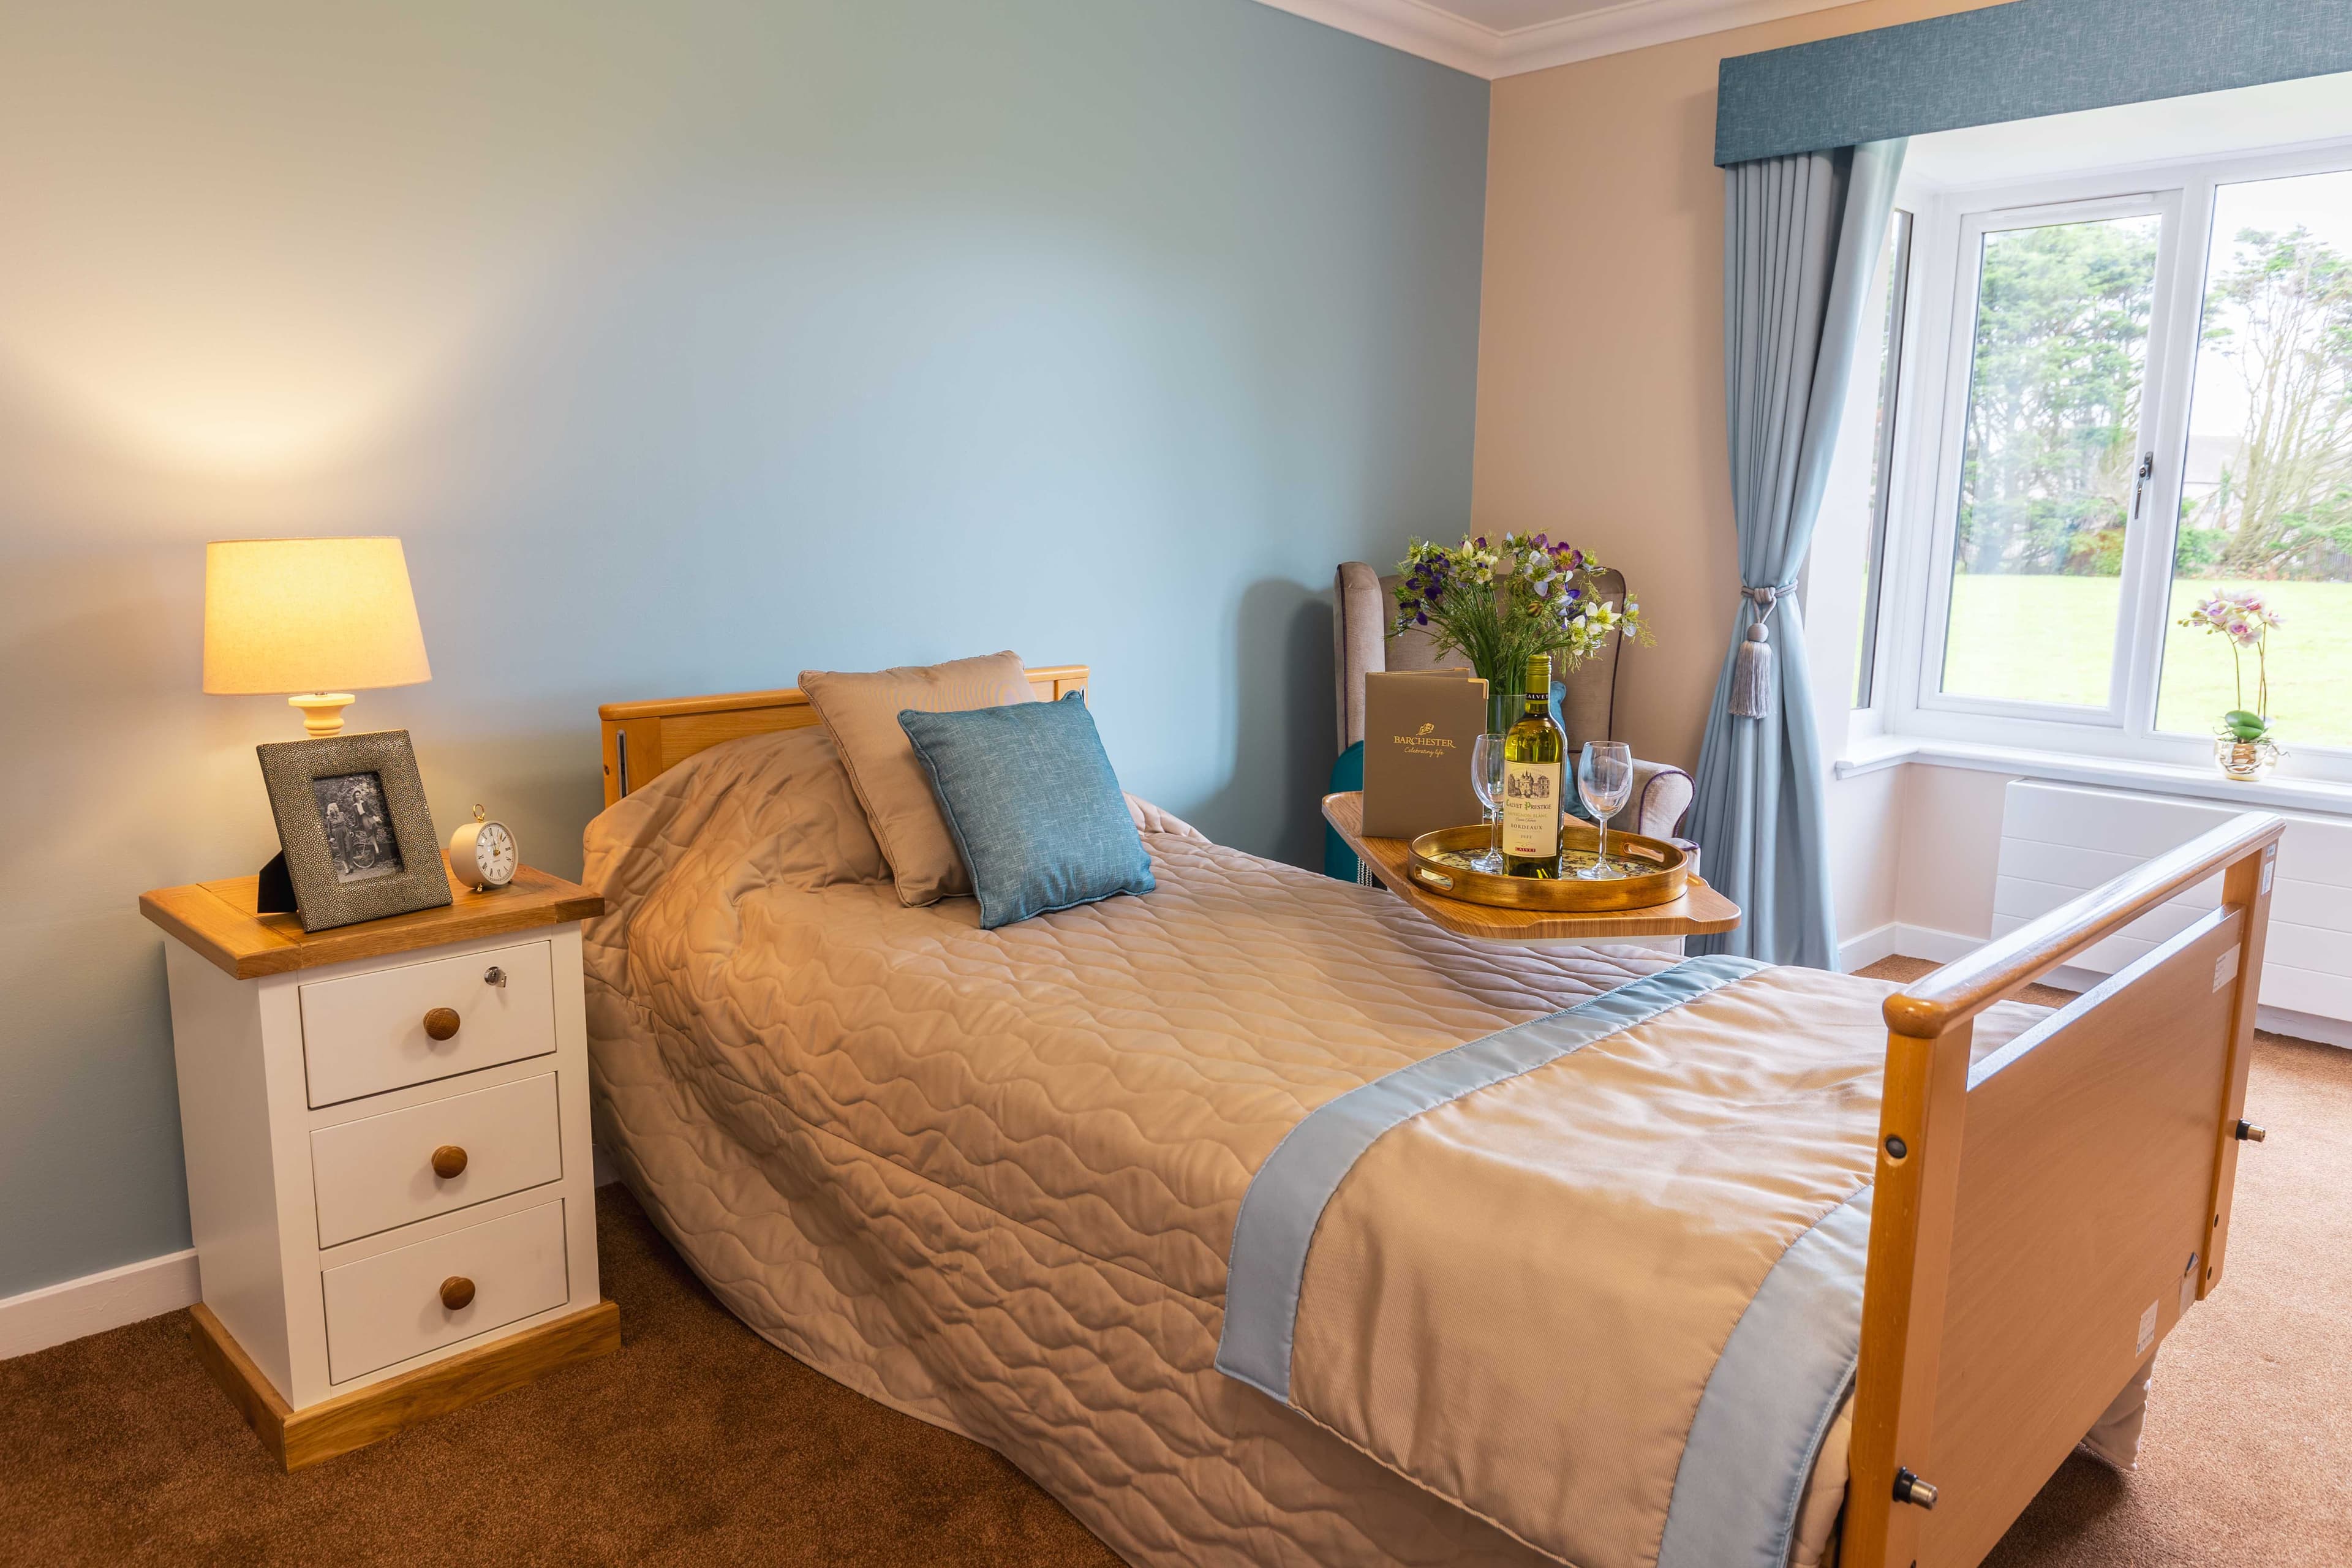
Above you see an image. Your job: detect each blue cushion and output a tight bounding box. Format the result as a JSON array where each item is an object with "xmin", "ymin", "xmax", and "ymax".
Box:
[{"xmin": 898, "ymin": 693, "xmax": 1154, "ymax": 930}]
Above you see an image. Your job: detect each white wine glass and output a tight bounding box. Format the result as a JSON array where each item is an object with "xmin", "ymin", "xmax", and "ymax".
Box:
[
  {"xmin": 1469, "ymin": 733, "xmax": 1506, "ymax": 873},
  {"xmin": 1576, "ymin": 742, "xmax": 1632, "ymax": 880}
]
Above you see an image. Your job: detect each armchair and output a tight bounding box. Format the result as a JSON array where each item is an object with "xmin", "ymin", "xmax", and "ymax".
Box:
[{"xmin": 1332, "ymin": 560, "xmax": 1692, "ymax": 849}]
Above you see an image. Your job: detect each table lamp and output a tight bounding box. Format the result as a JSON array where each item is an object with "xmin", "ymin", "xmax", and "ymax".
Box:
[{"xmin": 203, "ymin": 537, "xmax": 432, "ymax": 735}]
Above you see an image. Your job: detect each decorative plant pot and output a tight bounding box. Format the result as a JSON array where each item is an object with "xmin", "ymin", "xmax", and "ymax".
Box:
[{"xmin": 2214, "ymin": 735, "xmax": 2281, "ymax": 782}]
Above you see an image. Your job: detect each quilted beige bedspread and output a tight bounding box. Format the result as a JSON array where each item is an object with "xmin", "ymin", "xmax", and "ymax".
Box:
[{"xmin": 581, "ymin": 729, "xmax": 1890, "ymax": 1567}]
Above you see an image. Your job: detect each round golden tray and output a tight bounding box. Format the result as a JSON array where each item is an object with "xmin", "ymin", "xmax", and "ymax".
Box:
[{"xmin": 1405, "ymin": 820, "xmax": 1690, "ymax": 912}]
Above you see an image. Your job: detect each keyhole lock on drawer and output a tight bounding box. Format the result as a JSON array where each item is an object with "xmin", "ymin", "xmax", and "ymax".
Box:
[{"xmin": 431, "ymin": 1145, "xmax": 469, "ymax": 1180}]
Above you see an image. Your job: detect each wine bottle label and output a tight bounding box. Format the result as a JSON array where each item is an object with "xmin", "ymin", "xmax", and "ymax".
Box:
[{"xmin": 1500, "ymin": 761, "xmax": 1564, "ymax": 858}]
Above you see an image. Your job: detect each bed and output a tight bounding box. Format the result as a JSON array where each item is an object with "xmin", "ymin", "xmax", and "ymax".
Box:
[{"xmin": 585, "ymin": 666, "xmax": 2282, "ymax": 1568}]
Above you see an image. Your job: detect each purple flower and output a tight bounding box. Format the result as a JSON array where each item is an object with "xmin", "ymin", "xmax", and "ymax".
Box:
[{"xmin": 1415, "ymin": 611, "xmax": 1428, "ymax": 625}]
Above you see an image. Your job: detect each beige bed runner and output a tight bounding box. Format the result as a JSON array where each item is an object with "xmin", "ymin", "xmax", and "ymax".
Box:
[{"xmin": 1221, "ymin": 957, "xmax": 1880, "ymax": 1568}]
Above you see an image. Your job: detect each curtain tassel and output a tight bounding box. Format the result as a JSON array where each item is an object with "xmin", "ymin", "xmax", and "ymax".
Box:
[
  {"xmin": 1728, "ymin": 581, "xmax": 1787, "ymax": 719},
  {"xmin": 1730, "ymin": 622, "xmax": 1773, "ymax": 718}
]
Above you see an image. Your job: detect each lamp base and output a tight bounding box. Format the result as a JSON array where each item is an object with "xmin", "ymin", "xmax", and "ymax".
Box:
[{"xmin": 288, "ymin": 693, "xmax": 356, "ymax": 737}]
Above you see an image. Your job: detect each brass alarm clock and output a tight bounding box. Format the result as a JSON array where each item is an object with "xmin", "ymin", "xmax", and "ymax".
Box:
[{"xmin": 448, "ymin": 805, "xmax": 518, "ymax": 892}]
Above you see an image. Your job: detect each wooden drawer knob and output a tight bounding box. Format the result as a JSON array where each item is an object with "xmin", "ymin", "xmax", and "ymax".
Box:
[
  {"xmin": 423, "ymin": 1007, "xmax": 461, "ymax": 1041},
  {"xmin": 440, "ymin": 1276, "xmax": 476, "ymax": 1311},
  {"xmin": 431, "ymin": 1145, "xmax": 469, "ymax": 1180}
]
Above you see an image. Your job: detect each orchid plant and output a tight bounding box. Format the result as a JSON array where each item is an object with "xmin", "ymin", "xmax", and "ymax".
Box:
[
  {"xmin": 1390, "ymin": 533, "xmax": 1648, "ymax": 716},
  {"xmin": 2178, "ymin": 589, "xmax": 2285, "ymax": 742}
]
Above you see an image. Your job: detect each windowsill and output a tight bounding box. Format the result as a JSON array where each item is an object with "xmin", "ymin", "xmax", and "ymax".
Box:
[{"xmin": 1834, "ymin": 736, "xmax": 2352, "ymax": 816}]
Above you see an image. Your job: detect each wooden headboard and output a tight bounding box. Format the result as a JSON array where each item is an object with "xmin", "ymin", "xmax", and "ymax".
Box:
[{"xmin": 597, "ymin": 664, "xmax": 1089, "ymax": 807}]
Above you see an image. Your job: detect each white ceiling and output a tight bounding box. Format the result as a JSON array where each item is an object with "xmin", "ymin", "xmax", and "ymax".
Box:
[
  {"xmin": 1253, "ymin": 0, "xmax": 1854, "ymax": 78},
  {"xmin": 1434, "ymin": 0, "xmax": 1632, "ymax": 27}
]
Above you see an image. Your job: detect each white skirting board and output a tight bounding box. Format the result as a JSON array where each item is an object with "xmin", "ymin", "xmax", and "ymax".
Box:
[
  {"xmin": 1, "ymin": 1144, "xmax": 630, "ymax": 1363},
  {"xmin": 0, "ymin": 1248, "xmax": 200, "ymax": 1362},
  {"xmin": 1838, "ymin": 919, "xmax": 2352, "ymax": 1049}
]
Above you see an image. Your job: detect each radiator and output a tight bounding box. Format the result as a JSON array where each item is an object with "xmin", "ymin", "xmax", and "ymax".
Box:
[{"xmin": 1994, "ymin": 780, "xmax": 2352, "ymax": 1031}]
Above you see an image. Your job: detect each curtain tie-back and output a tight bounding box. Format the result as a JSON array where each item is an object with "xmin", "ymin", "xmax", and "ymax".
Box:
[{"xmin": 1728, "ymin": 581, "xmax": 1796, "ymax": 719}]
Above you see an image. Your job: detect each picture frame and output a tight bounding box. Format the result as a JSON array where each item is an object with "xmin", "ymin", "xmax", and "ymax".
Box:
[{"xmin": 256, "ymin": 730, "xmax": 452, "ymax": 932}]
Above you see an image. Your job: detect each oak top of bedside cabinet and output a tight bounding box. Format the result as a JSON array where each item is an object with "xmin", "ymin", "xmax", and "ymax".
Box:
[{"xmin": 140, "ymin": 858, "xmax": 606, "ymax": 981}]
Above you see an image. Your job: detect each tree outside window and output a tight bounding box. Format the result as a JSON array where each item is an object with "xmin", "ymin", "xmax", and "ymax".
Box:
[{"xmin": 2160, "ymin": 170, "xmax": 2352, "ymax": 748}]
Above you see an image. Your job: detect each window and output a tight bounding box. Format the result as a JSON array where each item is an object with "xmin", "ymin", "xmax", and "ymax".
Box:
[
  {"xmin": 2156, "ymin": 168, "xmax": 2352, "ymax": 750},
  {"xmin": 1935, "ymin": 203, "xmax": 2165, "ymax": 711},
  {"xmin": 1870, "ymin": 140, "xmax": 2352, "ymax": 782},
  {"xmin": 1853, "ymin": 209, "xmax": 1913, "ymax": 709}
]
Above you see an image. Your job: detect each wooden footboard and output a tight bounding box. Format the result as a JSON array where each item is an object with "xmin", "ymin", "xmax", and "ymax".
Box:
[{"xmin": 1842, "ymin": 811, "xmax": 2285, "ymax": 1568}]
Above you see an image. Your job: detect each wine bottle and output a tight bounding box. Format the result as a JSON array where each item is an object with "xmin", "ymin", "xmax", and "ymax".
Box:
[{"xmin": 1499, "ymin": 653, "xmax": 1565, "ymax": 878}]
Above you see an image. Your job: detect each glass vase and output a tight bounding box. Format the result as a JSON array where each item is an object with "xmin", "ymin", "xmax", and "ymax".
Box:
[
  {"xmin": 1483, "ymin": 674, "xmax": 1522, "ymax": 738},
  {"xmin": 2214, "ymin": 735, "xmax": 2280, "ymax": 782}
]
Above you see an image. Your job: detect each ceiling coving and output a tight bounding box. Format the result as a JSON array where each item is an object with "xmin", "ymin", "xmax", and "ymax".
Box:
[{"xmin": 1254, "ymin": 0, "xmax": 1850, "ymax": 78}]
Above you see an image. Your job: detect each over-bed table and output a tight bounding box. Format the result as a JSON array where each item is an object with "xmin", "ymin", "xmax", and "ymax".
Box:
[{"xmin": 587, "ymin": 666, "xmax": 2280, "ymax": 1568}]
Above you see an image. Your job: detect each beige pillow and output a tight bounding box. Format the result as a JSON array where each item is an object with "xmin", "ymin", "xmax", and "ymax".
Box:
[{"xmin": 799, "ymin": 651, "xmax": 1036, "ymax": 905}]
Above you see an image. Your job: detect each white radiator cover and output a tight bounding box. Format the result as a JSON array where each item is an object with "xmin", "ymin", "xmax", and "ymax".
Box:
[{"xmin": 1994, "ymin": 781, "xmax": 2352, "ymax": 1028}]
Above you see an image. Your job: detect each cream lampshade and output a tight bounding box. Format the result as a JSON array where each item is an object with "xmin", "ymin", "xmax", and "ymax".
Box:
[{"xmin": 203, "ymin": 537, "xmax": 432, "ymax": 736}]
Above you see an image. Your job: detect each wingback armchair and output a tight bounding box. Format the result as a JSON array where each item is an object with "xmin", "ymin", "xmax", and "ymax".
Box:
[{"xmin": 1333, "ymin": 561, "xmax": 1693, "ymax": 842}]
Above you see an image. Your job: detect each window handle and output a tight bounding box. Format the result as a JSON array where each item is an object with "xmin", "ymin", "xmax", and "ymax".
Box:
[{"xmin": 2130, "ymin": 451, "xmax": 2155, "ymax": 524}]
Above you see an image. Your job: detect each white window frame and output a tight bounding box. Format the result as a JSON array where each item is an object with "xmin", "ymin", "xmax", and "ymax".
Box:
[
  {"xmin": 1851, "ymin": 208, "xmax": 1913, "ymax": 714},
  {"xmin": 1862, "ymin": 136, "xmax": 2352, "ymax": 787}
]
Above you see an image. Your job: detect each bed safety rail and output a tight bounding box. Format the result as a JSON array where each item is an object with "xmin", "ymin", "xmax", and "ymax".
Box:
[{"xmin": 1844, "ymin": 810, "xmax": 2284, "ymax": 1568}]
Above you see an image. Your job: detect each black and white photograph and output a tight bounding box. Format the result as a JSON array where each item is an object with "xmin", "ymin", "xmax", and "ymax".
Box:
[
  {"xmin": 256, "ymin": 729, "xmax": 449, "ymax": 931},
  {"xmin": 311, "ymin": 771, "xmax": 404, "ymax": 884}
]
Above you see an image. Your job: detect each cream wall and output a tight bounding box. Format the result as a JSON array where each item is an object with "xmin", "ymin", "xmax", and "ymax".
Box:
[
  {"xmin": 1471, "ymin": 0, "xmax": 2024, "ymax": 958},
  {"xmin": 1470, "ymin": 0, "xmax": 2016, "ymax": 772}
]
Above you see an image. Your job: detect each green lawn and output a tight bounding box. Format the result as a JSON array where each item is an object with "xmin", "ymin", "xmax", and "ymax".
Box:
[{"xmin": 1939, "ymin": 575, "xmax": 2352, "ymax": 749}]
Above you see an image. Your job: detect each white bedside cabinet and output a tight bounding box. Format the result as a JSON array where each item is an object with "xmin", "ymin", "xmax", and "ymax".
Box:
[{"xmin": 139, "ymin": 861, "xmax": 619, "ymax": 1469}]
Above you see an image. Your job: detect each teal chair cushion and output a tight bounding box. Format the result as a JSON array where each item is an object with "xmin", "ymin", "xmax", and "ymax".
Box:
[{"xmin": 1324, "ymin": 742, "xmax": 1365, "ymax": 881}]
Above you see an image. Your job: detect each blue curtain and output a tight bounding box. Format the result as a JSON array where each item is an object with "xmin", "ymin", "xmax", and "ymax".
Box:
[{"xmin": 1689, "ymin": 140, "xmax": 1905, "ymax": 968}]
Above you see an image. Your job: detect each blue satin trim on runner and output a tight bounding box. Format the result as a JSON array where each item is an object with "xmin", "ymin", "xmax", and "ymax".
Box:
[{"xmin": 1654, "ymin": 1187, "xmax": 1873, "ymax": 1568}]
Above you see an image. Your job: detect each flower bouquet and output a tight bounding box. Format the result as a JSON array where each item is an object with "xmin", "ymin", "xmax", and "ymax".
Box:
[
  {"xmin": 1390, "ymin": 533, "xmax": 1648, "ymax": 733},
  {"xmin": 2178, "ymin": 589, "xmax": 2285, "ymax": 781}
]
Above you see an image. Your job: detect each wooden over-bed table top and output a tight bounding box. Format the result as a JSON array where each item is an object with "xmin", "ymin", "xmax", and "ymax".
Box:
[{"xmin": 1322, "ymin": 791, "xmax": 1741, "ymax": 943}]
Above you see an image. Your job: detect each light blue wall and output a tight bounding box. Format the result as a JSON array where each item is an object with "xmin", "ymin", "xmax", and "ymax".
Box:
[{"xmin": 0, "ymin": 0, "xmax": 1487, "ymax": 1299}]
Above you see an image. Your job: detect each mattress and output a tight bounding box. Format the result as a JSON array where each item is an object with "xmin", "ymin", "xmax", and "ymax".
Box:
[{"xmin": 579, "ymin": 731, "xmax": 2034, "ymax": 1567}]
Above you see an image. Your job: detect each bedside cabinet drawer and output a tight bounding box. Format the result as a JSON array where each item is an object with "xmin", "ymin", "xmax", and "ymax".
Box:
[
  {"xmin": 311, "ymin": 1072, "xmax": 564, "ymax": 1247},
  {"xmin": 322, "ymin": 1199, "xmax": 570, "ymax": 1384},
  {"xmin": 300, "ymin": 940, "xmax": 556, "ymax": 1107}
]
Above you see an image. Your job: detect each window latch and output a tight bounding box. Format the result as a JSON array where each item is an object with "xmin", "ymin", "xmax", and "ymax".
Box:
[{"xmin": 2130, "ymin": 451, "xmax": 2155, "ymax": 523}]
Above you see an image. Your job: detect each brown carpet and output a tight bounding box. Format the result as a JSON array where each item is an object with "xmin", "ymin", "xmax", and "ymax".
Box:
[
  {"xmin": 1, "ymin": 960, "xmax": 2342, "ymax": 1566},
  {"xmin": 0, "ymin": 1185, "xmax": 1119, "ymax": 1567}
]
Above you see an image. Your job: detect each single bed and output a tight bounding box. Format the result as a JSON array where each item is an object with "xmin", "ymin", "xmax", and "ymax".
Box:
[{"xmin": 585, "ymin": 667, "xmax": 2281, "ymax": 1568}]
